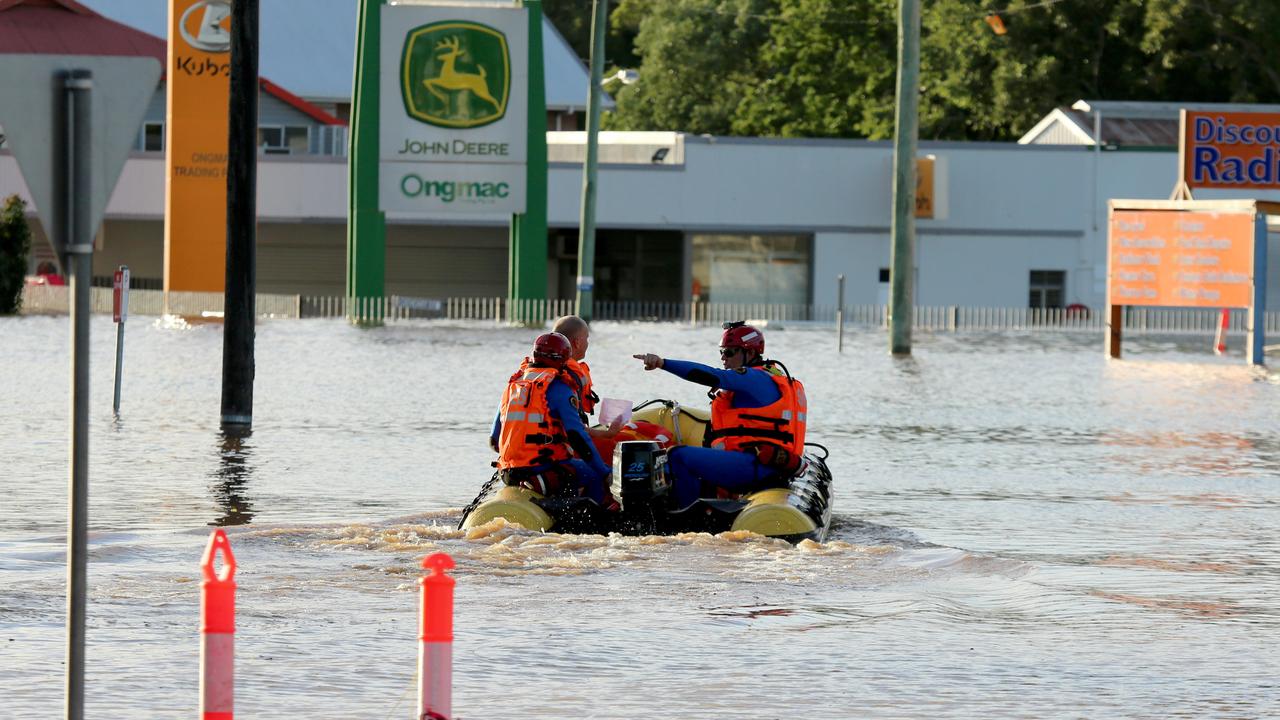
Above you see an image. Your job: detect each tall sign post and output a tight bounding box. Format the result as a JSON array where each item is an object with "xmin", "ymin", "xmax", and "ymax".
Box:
[
  {"xmin": 348, "ymin": 0, "xmax": 387, "ymax": 316},
  {"xmin": 166, "ymin": 0, "xmax": 234, "ymax": 300},
  {"xmin": 0, "ymin": 53, "xmax": 160, "ymax": 720},
  {"xmin": 574, "ymin": 0, "xmax": 608, "ymax": 322},
  {"xmin": 509, "ymin": 0, "xmax": 547, "ymax": 325},
  {"xmin": 888, "ymin": 0, "xmax": 920, "ymax": 355}
]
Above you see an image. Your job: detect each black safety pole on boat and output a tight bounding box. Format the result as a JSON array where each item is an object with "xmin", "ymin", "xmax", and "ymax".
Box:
[{"xmin": 221, "ymin": 0, "xmax": 259, "ymax": 435}]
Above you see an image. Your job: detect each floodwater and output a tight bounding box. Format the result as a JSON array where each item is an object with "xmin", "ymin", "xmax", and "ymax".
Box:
[{"xmin": 2, "ymin": 315, "xmax": 1279, "ymax": 719}]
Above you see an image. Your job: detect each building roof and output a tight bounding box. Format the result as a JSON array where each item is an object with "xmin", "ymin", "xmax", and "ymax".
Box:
[
  {"xmin": 0, "ymin": 0, "xmax": 166, "ymax": 61},
  {"xmin": 0, "ymin": 0, "xmax": 343, "ymax": 125},
  {"xmin": 1020, "ymin": 99, "xmax": 1280, "ymax": 147},
  {"xmin": 78, "ymin": 0, "xmax": 612, "ymax": 110}
]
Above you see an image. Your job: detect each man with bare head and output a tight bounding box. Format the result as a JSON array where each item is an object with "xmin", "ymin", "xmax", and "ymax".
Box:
[{"xmin": 552, "ymin": 315, "xmax": 623, "ymax": 439}]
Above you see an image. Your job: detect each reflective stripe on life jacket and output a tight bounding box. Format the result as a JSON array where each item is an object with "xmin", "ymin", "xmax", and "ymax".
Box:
[
  {"xmin": 497, "ymin": 366, "xmax": 573, "ymax": 469},
  {"xmin": 706, "ymin": 363, "xmax": 807, "ymax": 458},
  {"xmin": 563, "ymin": 358, "xmax": 599, "ymax": 416}
]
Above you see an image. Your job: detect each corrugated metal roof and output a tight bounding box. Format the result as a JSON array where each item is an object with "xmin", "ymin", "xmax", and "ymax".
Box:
[
  {"xmin": 77, "ymin": 0, "xmax": 609, "ymax": 110},
  {"xmin": 1063, "ymin": 108, "xmax": 1181, "ymax": 146},
  {"xmin": 1023, "ymin": 100, "xmax": 1280, "ymax": 147},
  {"xmin": 0, "ymin": 0, "xmax": 165, "ymax": 62}
]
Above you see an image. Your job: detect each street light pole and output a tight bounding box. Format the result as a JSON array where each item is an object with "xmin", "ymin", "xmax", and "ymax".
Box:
[
  {"xmin": 575, "ymin": 0, "xmax": 608, "ymax": 321},
  {"xmin": 889, "ymin": 0, "xmax": 920, "ymax": 355}
]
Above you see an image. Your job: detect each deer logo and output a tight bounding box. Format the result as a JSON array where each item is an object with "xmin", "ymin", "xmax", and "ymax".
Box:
[
  {"xmin": 401, "ymin": 21, "xmax": 510, "ymax": 129},
  {"xmin": 425, "ymin": 36, "xmax": 500, "ymax": 110}
]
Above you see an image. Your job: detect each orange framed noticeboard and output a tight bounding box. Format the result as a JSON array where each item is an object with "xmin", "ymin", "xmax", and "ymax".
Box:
[
  {"xmin": 1106, "ymin": 200, "xmax": 1270, "ymax": 366},
  {"xmin": 1108, "ymin": 210, "xmax": 1254, "ymax": 308}
]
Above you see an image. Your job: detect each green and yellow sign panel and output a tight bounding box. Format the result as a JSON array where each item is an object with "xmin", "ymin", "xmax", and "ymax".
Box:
[{"xmin": 380, "ymin": 5, "xmax": 528, "ymax": 215}]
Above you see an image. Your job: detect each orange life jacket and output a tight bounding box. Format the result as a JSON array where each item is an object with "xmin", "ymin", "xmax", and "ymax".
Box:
[
  {"xmin": 563, "ymin": 358, "xmax": 598, "ymax": 416},
  {"xmin": 497, "ymin": 364, "xmax": 573, "ymax": 470},
  {"xmin": 706, "ymin": 363, "xmax": 807, "ymax": 460}
]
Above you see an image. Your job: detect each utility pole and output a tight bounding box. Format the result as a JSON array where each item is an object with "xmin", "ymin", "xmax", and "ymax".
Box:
[
  {"xmin": 575, "ymin": 0, "xmax": 608, "ymax": 321},
  {"xmin": 63, "ymin": 67, "xmax": 91, "ymax": 720},
  {"xmin": 889, "ymin": 0, "xmax": 920, "ymax": 355},
  {"xmin": 222, "ymin": 0, "xmax": 258, "ymax": 434}
]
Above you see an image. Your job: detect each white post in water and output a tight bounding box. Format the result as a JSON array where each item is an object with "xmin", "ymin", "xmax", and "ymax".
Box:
[
  {"xmin": 836, "ymin": 273, "xmax": 845, "ymax": 353},
  {"xmin": 112, "ymin": 265, "xmax": 129, "ymax": 415}
]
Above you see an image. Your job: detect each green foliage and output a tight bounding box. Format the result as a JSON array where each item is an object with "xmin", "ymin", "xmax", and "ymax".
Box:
[
  {"xmin": 0, "ymin": 194, "xmax": 32, "ymax": 315},
  {"xmin": 543, "ymin": 0, "xmax": 642, "ymax": 75},
  {"xmin": 603, "ymin": 0, "xmax": 1280, "ymax": 140},
  {"xmin": 606, "ymin": 0, "xmax": 775, "ymax": 135}
]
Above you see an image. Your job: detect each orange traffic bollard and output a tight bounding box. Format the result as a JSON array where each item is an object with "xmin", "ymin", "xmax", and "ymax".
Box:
[
  {"xmin": 200, "ymin": 529, "xmax": 237, "ymax": 720},
  {"xmin": 418, "ymin": 553, "xmax": 456, "ymax": 720},
  {"xmin": 1215, "ymin": 308, "xmax": 1230, "ymax": 355}
]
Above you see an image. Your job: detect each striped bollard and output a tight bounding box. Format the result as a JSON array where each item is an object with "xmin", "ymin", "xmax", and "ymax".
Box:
[
  {"xmin": 1215, "ymin": 308, "xmax": 1230, "ymax": 355},
  {"xmin": 418, "ymin": 553, "xmax": 456, "ymax": 720},
  {"xmin": 200, "ymin": 529, "xmax": 237, "ymax": 720}
]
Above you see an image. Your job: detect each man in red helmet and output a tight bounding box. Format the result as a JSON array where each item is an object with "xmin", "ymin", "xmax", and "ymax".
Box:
[
  {"xmin": 491, "ymin": 332, "xmax": 614, "ymax": 508},
  {"xmin": 633, "ymin": 322, "xmax": 807, "ymax": 509}
]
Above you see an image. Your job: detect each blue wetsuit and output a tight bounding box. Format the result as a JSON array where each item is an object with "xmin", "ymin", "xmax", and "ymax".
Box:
[
  {"xmin": 659, "ymin": 359, "xmax": 786, "ymax": 508},
  {"xmin": 491, "ymin": 378, "xmax": 611, "ymax": 503}
]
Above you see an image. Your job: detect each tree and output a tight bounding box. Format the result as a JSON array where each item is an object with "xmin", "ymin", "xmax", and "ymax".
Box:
[
  {"xmin": 603, "ymin": 0, "xmax": 1280, "ymax": 141},
  {"xmin": 0, "ymin": 195, "xmax": 32, "ymax": 315},
  {"xmin": 606, "ymin": 0, "xmax": 775, "ymax": 135},
  {"xmin": 733, "ymin": 0, "xmax": 897, "ymax": 138},
  {"xmin": 544, "ymin": 0, "xmax": 642, "ymax": 76}
]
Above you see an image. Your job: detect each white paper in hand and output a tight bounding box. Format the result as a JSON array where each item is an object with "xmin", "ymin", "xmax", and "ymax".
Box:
[{"xmin": 599, "ymin": 397, "xmax": 632, "ymax": 426}]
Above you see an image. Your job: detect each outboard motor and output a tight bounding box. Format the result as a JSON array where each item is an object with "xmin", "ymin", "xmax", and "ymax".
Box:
[{"xmin": 612, "ymin": 440, "xmax": 671, "ymax": 534}]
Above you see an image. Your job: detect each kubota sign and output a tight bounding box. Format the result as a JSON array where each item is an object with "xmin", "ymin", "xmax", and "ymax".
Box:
[{"xmin": 380, "ymin": 5, "xmax": 528, "ymax": 215}]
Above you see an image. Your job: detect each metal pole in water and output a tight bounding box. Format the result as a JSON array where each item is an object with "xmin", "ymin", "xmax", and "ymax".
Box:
[
  {"xmin": 889, "ymin": 0, "xmax": 920, "ymax": 356},
  {"xmin": 221, "ymin": 0, "xmax": 259, "ymax": 434},
  {"xmin": 418, "ymin": 553, "xmax": 456, "ymax": 720},
  {"xmin": 574, "ymin": 0, "xmax": 608, "ymax": 322},
  {"xmin": 112, "ymin": 266, "xmax": 130, "ymax": 415},
  {"xmin": 63, "ymin": 66, "xmax": 92, "ymax": 720},
  {"xmin": 836, "ymin": 273, "xmax": 845, "ymax": 353}
]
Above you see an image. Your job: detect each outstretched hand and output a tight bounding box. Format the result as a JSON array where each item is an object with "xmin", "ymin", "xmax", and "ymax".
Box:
[{"xmin": 633, "ymin": 353, "xmax": 663, "ymax": 371}]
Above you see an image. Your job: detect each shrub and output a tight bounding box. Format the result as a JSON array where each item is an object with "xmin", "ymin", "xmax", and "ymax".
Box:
[{"xmin": 0, "ymin": 194, "xmax": 32, "ymax": 315}]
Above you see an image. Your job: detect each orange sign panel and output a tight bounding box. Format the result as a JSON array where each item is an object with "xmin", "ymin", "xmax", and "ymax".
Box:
[
  {"xmin": 1109, "ymin": 210, "xmax": 1254, "ymax": 308},
  {"xmin": 165, "ymin": 0, "xmax": 232, "ymax": 293},
  {"xmin": 915, "ymin": 156, "xmax": 934, "ymax": 219},
  {"xmin": 1182, "ymin": 110, "xmax": 1280, "ymax": 190}
]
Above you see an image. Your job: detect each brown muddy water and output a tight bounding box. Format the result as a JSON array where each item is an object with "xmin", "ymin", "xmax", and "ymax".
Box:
[{"xmin": 2, "ymin": 315, "xmax": 1278, "ymax": 718}]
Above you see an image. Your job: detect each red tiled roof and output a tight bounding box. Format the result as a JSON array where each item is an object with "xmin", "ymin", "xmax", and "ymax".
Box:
[
  {"xmin": 0, "ymin": 0, "xmax": 344, "ymax": 126},
  {"xmin": 0, "ymin": 0, "xmax": 166, "ymax": 63}
]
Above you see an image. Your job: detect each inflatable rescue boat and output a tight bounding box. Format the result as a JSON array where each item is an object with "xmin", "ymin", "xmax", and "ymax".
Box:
[{"xmin": 459, "ymin": 400, "xmax": 833, "ymax": 542}]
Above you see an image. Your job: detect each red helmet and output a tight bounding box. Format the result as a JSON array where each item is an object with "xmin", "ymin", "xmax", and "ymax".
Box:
[
  {"xmin": 720, "ymin": 322, "xmax": 764, "ymax": 356},
  {"xmin": 532, "ymin": 332, "xmax": 572, "ymax": 368}
]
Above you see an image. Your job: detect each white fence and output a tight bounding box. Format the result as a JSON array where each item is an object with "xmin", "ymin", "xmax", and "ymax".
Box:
[{"xmin": 19, "ymin": 286, "xmax": 1280, "ymax": 335}]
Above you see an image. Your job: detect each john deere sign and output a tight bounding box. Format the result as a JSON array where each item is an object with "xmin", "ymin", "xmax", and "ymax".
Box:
[
  {"xmin": 402, "ymin": 22, "xmax": 510, "ymax": 128},
  {"xmin": 380, "ymin": 5, "xmax": 528, "ymax": 215}
]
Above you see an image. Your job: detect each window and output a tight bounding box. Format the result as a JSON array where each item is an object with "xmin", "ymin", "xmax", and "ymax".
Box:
[
  {"xmin": 138, "ymin": 122, "xmax": 163, "ymax": 152},
  {"xmin": 878, "ymin": 268, "xmax": 890, "ymax": 283},
  {"xmin": 690, "ymin": 234, "xmax": 811, "ymax": 305},
  {"xmin": 1029, "ymin": 270, "xmax": 1066, "ymax": 309},
  {"xmin": 258, "ymin": 125, "xmax": 310, "ymax": 155}
]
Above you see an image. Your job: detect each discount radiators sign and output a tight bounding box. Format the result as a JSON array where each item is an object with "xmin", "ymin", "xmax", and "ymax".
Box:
[
  {"xmin": 1108, "ymin": 209, "xmax": 1255, "ymax": 308},
  {"xmin": 1181, "ymin": 110, "xmax": 1280, "ymax": 190}
]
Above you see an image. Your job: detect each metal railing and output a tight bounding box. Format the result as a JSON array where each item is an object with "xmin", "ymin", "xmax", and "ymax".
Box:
[{"xmin": 19, "ymin": 287, "xmax": 1280, "ymax": 336}]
